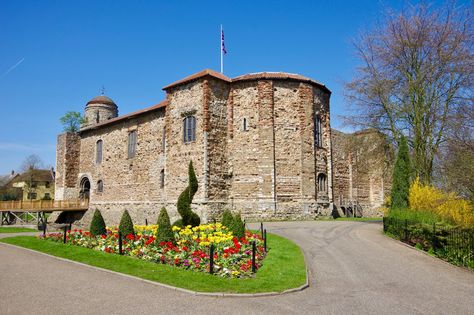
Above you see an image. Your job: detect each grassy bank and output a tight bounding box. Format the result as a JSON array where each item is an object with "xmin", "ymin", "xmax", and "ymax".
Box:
[
  {"xmin": 0, "ymin": 227, "xmax": 37, "ymax": 233},
  {"xmin": 0, "ymin": 233, "xmax": 306, "ymax": 294}
]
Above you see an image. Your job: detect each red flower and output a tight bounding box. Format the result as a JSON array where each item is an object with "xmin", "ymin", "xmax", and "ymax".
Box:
[{"xmin": 101, "ymin": 235, "xmax": 106, "ymax": 239}]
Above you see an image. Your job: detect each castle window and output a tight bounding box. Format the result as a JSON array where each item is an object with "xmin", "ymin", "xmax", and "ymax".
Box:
[
  {"xmin": 315, "ymin": 115, "xmax": 323, "ymax": 147},
  {"xmin": 96, "ymin": 111, "xmax": 100, "ymax": 123},
  {"xmin": 27, "ymin": 192, "xmax": 37, "ymax": 200},
  {"xmin": 96, "ymin": 140, "xmax": 103, "ymax": 164},
  {"xmin": 128, "ymin": 131, "xmax": 137, "ymax": 158},
  {"xmin": 162, "ymin": 127, "xmax": 166, "ymax": 151},
  {"xmin": 183, "ymin": 116, "xmax": 196, "ymax": 143},
  {"xmin": 242, "ymin": 118, "xmax": 248, "ymax": 131},
  {"xmin": 160, "ymin": 169, "xmax": 165, "ymax": 188},
  {"xmin": 318, "ymin": 173, "xmax": 327, "ymax": 192},
  {"xmin": 97, "ymin": 180, "xmax": 103, "ymax": 193},
  {"xmin": 45, "ymin": 181, "xmax": 50, "ymax": 188}
]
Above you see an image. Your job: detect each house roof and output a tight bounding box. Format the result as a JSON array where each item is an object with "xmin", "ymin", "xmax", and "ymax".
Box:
[
  {"xmin": 162, "ymin": 69, "xmax": 232, "ymax": 90},
  {"xmin": 232, "ymin": 72, "xmax": 331, "ymax": 94},
  {"xmin": 80, "ymin": 100, "xmax": 168, "ymax": 133},
  {"xmin": 13, "ymin": 169, "xmax": 54, "ymax": 183}
]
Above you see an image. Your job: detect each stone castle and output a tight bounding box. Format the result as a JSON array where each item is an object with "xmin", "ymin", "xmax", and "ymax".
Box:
[{"xmin": 54, "ymin": 69, "xmax": 391, "ymax": 225}]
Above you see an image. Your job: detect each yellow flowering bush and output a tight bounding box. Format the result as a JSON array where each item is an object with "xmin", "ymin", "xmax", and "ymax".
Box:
[{"xmin": 409, "ymin": 178, "xmax": 474, "ymax": 227}]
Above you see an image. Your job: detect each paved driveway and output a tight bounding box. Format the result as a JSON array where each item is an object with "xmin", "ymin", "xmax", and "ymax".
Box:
[{"xmin": 1, "ymin": 221, "xmax": 473, "ymax": 315}]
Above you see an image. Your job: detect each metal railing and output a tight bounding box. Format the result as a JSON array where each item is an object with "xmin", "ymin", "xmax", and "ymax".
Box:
[{"xmin": 383, "ymin": 217, "xmax": 474, "ymax": 268}]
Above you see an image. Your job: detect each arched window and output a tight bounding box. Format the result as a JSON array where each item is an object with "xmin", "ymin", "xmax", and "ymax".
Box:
[
  {"xmin": 97, "ymin": 180, "xmax": 103, "ymax": 193},
  {"xmin": 96, "ymin": 140, "xmax": 103, "ymax": 164},
  {"xmin": 242, "ymin": 118, "xmax": 248, "ymax": 131},
  {"xmin": 183, "ymin": 116, "xmax": 196, "ymax": 143},
  {"xmin": 95, "ymin": 111, "xmax": 100, "ymax": 123},
  {"xmin": 128, "ymin": 130, "xmax": 137, "ymax": 158},
  {"xmin": 318, "ymin": 173, "xmax": 327, "ymax": 192},
  {"xmin": 314, "ymin": 115, "xmax": 322, "ymax": 147},
  {"xmin": 160, "ymin": 169, "xmax": 165, "ymax": 188}
]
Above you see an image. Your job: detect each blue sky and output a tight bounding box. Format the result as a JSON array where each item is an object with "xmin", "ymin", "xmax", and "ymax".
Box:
[{"xmin": 0, "ymin": 0, "xmax": 455, "ymax": 174}]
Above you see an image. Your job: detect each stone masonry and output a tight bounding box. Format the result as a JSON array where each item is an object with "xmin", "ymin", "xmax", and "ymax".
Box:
[{"xmin": 54, "ymin": 69, "xmax": 387, "ymax": 226}]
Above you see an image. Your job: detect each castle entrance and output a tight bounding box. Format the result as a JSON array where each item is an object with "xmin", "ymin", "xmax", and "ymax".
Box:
[{"xmin": 79, "ymin": 177, "xmax": 91, "ymax": 200}]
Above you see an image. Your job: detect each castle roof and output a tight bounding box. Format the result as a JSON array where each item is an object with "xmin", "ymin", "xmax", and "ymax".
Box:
[
  {"xmin": 80, "ymin": 69, "xmax": 330, "ymax": 133},
  {"xmin": 162, "ymin": 69, "xmax": 231, "ymax": 90},
  {"xmin": 86, "ymin": 95, "xmax": 117, "ymax": 107},
  {"xmin": 233, "ymin": 72, "xmax": 330, "ymax": 93},
  {"xmin": 80, "ymin": 100, "xmax": 168, "ymax": 132},
  {"xmin": 163, "ymin": 69, "xmax": 330, "ymax": 94}
]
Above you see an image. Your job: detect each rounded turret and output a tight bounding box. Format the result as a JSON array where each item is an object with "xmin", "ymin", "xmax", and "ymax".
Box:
[{"xmin": 83, "ymin": 95, "xmax": 118, "ymax": 127}]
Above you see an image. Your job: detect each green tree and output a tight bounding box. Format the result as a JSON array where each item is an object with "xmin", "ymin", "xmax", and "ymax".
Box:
[
  {"xmin": 221, "ymin": 209, "xmax": 234, "ymax": 229},
  {"xmin": 345, "ymin": 3, "xmax": 473, "ymax": 183},
  {"xmin": 391, "ymin": 136, "xmax": 411, "ymax": 209},
  {"xmin": 119, "ymin": 210, "xmax": 135, "ymax": 236},
  {"xmin": 174, "ymin": 161, "xmax": 200, "ymax": 227},
  {"xmin": 60, "ymin": 111, "xmax": 85, "ymax": 132},
  {"xmin": 232, "ymin": 213, "xmax": 246, "ymax": 239},
  {"xmin": 90, "ymin": 209, "xmax": 106, "ymax": 236},
  {"xmin": 156, "ymin": 207, "xmax": 175, "ymax": 243}
]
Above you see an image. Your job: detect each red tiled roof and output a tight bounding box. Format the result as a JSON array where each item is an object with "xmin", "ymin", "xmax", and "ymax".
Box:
[
  {"xmin": 232, "ymin": 72, "xmax": 331, "ymax": 94},
  {"xmin": 162, "ymin": 69, "xmax": 231, "ymax": 90},
  {"xmin": 79, "ymin": 100, "xmax": 168, "ymax": 133}
]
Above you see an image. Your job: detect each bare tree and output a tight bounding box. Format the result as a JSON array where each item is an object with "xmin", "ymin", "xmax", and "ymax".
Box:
[
  {"xmin": 345, "ymin": 2, "xmax": 473, "ymax": 183},
  {"xmin": 20, "ymin": 154, "xmax": 44, "ymax": 172}
]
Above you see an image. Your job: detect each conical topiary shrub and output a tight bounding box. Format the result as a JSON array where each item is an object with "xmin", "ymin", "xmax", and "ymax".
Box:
[
  {"xmin": 221, "ymin": 209, "xmax": 234, "ymax": 229},
  {"xmin": 90, "ymin": 209, "xmax": 106, "ymax": 236},
  {"xmin": 119, "ymin": 209, "xmax": 135, "ymax": 236},
  {"xmin": 156, "ymin": 207, "xmax": 174, "ymax": 243},
  {"xmin": 232, "ymin": 213, "xmax": 246, "ymax": 239}
]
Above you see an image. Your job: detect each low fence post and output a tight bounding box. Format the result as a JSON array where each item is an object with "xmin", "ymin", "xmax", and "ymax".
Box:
[
  {"xmin": 145, "ymin": 218, "xmax": 148, "ymax": 226},
  {"xmin": 252, "ymin": 240, "xmax": 257, "ymax": 273},
  {"xmin": 209, "ymin": 244, "xmax": 214, "ymax": 275},
  {"xmin": 118, "ymin": 231, "xmax": 123, "ymax": 255},
  {"xmin": 63, "ymin": 226, "xmax": 67, "ymax": 244},
  {"xmin": 404, "ymin": 219, "xmax": 408, "ymax": 242},
  {"xmin": 260, "ymin": 222, "xmax": 264, "ymax": 239},
  {"xmin": 432, "ymin": 223, "xmax": 437, "ymax": 250},
  {"xmin": 264, "ymin": 229, "xmax": 267, "ymax": 252}
]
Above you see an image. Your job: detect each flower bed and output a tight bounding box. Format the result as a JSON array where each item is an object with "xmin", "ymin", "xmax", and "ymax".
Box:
[{"xmin": 41, "ymin": 223, "xmax": 266, "ymax": 278}]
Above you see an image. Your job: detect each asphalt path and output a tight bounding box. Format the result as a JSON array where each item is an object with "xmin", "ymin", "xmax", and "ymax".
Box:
[{"xmin": 1, "ymin": 221, "xmax": 473, "ymax": 315}]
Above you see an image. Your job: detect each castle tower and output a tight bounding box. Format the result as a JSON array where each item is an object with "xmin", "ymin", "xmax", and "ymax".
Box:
[{"xmin": 83, "ymin": 95, "xmax": 118, "ymax": 127}]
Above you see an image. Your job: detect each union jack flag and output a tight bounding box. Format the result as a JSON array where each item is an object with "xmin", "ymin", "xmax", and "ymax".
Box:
[{"xmin": 221, "ymin": 29, "xmax": 227, "ymax": 55}]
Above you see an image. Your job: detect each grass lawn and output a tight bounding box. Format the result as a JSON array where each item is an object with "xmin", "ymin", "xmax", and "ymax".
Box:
[
  {"xmin": 0, "ymin": 233, "xmax": 306, "ymax": 294},
  {"xmin": 0, "ymin": 227, "xmax": 38, "ymax": 233}
]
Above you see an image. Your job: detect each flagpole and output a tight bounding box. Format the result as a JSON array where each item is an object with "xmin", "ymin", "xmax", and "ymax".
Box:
[{"xmin": 220, "ymin": 24, "xmax": 223, "ymax": 74}]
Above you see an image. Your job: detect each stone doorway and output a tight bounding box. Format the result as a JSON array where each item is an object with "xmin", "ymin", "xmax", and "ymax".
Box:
[{"xmin": 79, "ymin": 177, "xmax": 91, "ymax": 200}]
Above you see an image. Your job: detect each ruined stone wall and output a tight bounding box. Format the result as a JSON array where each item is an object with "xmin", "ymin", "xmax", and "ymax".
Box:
[
  {"xmin": 78, "ymin": 110, "xmax": 167, "ymax": 225},
  {"xmin": 55, "ymin": 132, "xmax": 80, "ymax": 200},
  {"xmin": 331, "ymin": 129, "xmax": 393, "ymax": 216}
]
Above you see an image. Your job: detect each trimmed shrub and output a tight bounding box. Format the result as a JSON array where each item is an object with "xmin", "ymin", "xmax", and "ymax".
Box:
[
  {"xmin": 89, "ymin": 209, "xmax": 106, "ymax": 236},
  {"xmin": 174, "ymin": 161, "xmax": 201, "ymax": 227},
  {"xmin": 232, "ymin": 213, "xmax": 246, "ymax": 239},
  {"xmin": 391, "ymin": 135, "xmax": 411, "ymax": 209},
  {"xmin": 119, "ymin": 210, "xmax": 135, "ymax": 236},
  {"xmin": 221, "ymin": 209, "xmax": 234, "ymax": 229},
  {"xmin": 156, "ymin": 207, "xmax": 175, "ymax": 243}
]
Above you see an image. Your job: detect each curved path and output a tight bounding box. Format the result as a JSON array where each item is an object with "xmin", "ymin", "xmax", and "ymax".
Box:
[{"xmin": 1, "ymin": 221, "xmax": 473, "ymax": 314}]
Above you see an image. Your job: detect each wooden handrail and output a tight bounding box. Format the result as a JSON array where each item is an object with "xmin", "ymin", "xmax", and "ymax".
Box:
[{"xmin": 0, "ymin": 199, "xmax": 89, "ymax": 212}]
